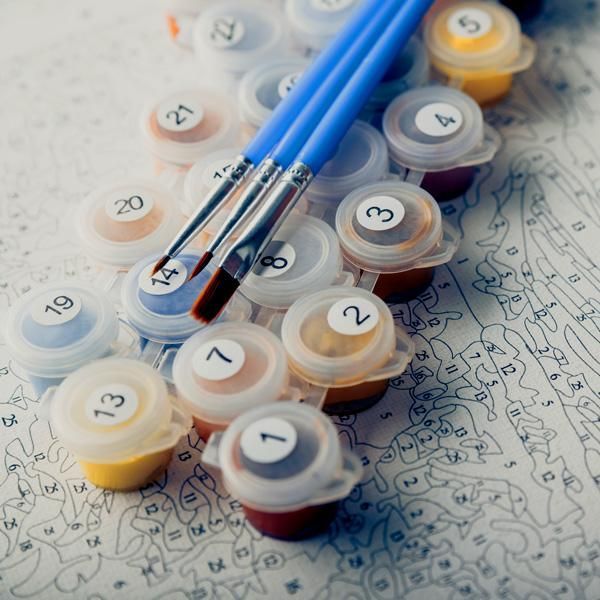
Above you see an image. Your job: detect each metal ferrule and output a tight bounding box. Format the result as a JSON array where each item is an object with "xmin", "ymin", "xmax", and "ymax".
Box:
[
  {"xmin": 220, "ymin": 161, "xmax": 313, "ymax": 281},
  {"xmin": 166, "ymin": 154, "xmax": 253, "ymax": 258},
  {"xmin": 207, "ymin": 158, "xmax": 283, "ymax": 254}
]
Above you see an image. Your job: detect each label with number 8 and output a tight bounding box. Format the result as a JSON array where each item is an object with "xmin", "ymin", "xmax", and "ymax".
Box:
[
  {"xmin": 85, "ymin": 384, "xmax": 139, "ymax": 426},
  {"xmin": 327, "ymin": 297, "xmax": 379, "ymax": 336},
  {"xmin": 157, "ymin": 93, "xmax": 205, "ymax": 133},
  {"xmin": 253, "ymin": 240, "xmax": 296, "ymax": 279},
  {"xmin": 139, "ymin": 260, "xmax": 188, "ymax": 296},
  {"xmin": 414, "ymin": 102, "xmax": 463, "ymax": 137},
  {"xmin": 240, "ymin": 417, "xmax": 298, "ymax": 464},
  {"xmin": 31, "ymin": 291, "xmax": 82, "ymax": 326},
  {"xmin": 356, "ymin": 196, "xmax": 405, "ymax": 232},
  {"xmin": 192, "ymin": 339, "xmax": 246, "ymax": 381},
  {"xmin": 105, "ymin": 192, "xmax": 153, "ymax": 223},
  {"xmin": 447, "ymin": 8, "xmax": 492, "ymax": 39}
]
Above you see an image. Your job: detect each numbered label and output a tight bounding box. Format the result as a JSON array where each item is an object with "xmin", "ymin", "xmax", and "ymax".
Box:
[
  {"xmin": 240, "ymin": 417, "xmax": 298, "ymax": 464},
  {"xmin": 447, "ymin": 8, "xmax": 492, "ymax": 39},
  {"xmin": 414, "ymin": 102, "xmax": 463, "ymax": 137},
  {"xmin": 193, "ymin": 339, "xmax": 246, "ymax": 381},
  {"xmin": 139, "ymin": 259, "xmax": 187, "ymax": 296},
  {"xmin": 253, "ymin": 240, "xmax": 296, "ymax": 279},
  {"xmin": 202, "ymin": 157, "xmax": 234, "ymax": 188},
  {"xmin": 208, "ymin": 15, "xmax": 245, "ymax": 49},
  {"xmin": 157, "ymin": 93, "xmax": 204, "ymax": 133},
  {"xmin": 31, "ymin": 291, "xmax": 82, "ymax": 326},
  {"xmin": 356, "ymin": 196, "xmax": 405, "ymax": 232},
  {"xmin": 85, "ymin": 384, "xmax": 139, "ymax": 426},
  {"xmin": 311, "ymin": 0, "xmax": 355, "ymax": 13},
  {"xmin": 105, "ymin": 192, "xmax": 153, "ymax": 223},
  {"xmin": 327, "ymin": 297, "xmax": 379, "ymax": 336},
  {"xmin": 277, "ymin": 71, "xmax": 302, "ymax": 100}
]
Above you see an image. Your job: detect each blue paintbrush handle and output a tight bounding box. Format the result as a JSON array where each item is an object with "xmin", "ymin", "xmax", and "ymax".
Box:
[
  {"xmin": 244, "ymin": 0, "xmax": 390, "ymax": 166},
  {"xmin": 298, "ymin": 0, "xmax": 435, "ymax": 173}
]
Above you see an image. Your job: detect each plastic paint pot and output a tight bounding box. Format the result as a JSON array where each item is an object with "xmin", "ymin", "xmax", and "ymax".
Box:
[
  {"xmin": 382, "ymin": 86, "xmax": 500, "ymax": 201},
  {"xmin": 173, "ymin": 322, "xmax": 303, "ymax": 440},
  {"xmin": 424, "ymin": 2, "xmax": 536, "ymax": 106},
  {"xmin": 281, "ymin": 286, "xmax": 414, "ymax": 414},
  {"xmin": 335, "ymin": 181, "xmax": 460, "ymax": 302},
  {"xmin": 47, "ymin": 357, "xmax": 191, "ymax": 490},
  {"xmin": 203, "ymin": 401, "xmax": 363, "ymax": 539},
  {"xmin": 5, "ymin": 282, "xmax": 120, "ymax": 396}
]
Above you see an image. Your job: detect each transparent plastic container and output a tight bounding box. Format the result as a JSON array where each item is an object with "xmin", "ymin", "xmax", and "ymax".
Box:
[
  {"xmin": 424, "ymin": 2, "xmax": 536, "ymax": 106},
  {"xmin": 76, "ymin": 179, "xmax": 182, "ymax": 274},
  {"xmin": 285, "ymin": 0, "xmax": 362, "ymax": 56},
  {"xmin": 46, "ymin": 358, "xmax": 191, "ymax": 490},
  {"xmin": 281, "ymin": 286, "xmax": 414, "ymax": 414},
  {"xmin": 140, "ymin": 88, "xmax": 239, "ymax": 172},
  {"xmin": 238, "ymin": 57, "xmax": 309, "ymax": 139},
  {"xmin": 193, "ymin": 1, "xmax": 288, "ymax": 87},
  {"xmin": 382, "ymin": 86, "xmax": 501, "ymax": 201},
  {"xmin": 121, "ymin": 250, "xmax": 252, "ymax": 353},
  {"xmin": 240, "ymin": 214, "xmax": 355, "ymax": 320},
  {"xmin": 335, "ymin": 181, "xmax": 460, "ymax": 302},
  {"xmin": 4, "ymin": 282, "xmax": 120, "ymax": 396},
  {"xmin": 172, "ymin": 322, "xmax": 310, "ymax": 441},
  {"xmin": 203, "ymin": 401, "xmax": 363, "ymax": 539}
]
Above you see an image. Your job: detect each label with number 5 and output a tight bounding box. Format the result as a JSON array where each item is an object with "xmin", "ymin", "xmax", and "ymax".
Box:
[
  {"xmin": 447, "ymin": 8, "xmax": 492, "ymax": 39},
  {"xmin": 327, "ymin": 297, "xmax": 379, "ymax": 336},
  {"xmin": 85, "ymin": 384, "xmax": 139, "ymax": 426}
]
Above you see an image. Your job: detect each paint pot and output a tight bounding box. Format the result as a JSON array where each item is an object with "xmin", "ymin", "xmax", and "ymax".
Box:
[
  {"xmin": 5, "ymin": 282, "xmax": 120, "ymax": 396},
  {"xmin": 335, "ymin": 181, "xmax": 460, "ymax": 302},
  {"xmin": 47, "ymin": 358, "xmax": 191, "ymax": 490},
  {"xmin": 281, "ymin": 286, "xmax": 414, "ymax": 414},
  {"xmin": 285, "ymin": 0, "xmax": 362, "ymax": 56},
  {"xmin": 140, "ymin": 88, "xmax": 239, "ymax": 174},
  {"xmin": 76, "ymin": 180, "xmax": 182, "ymax": 272},
  {"xmin": 424, "ymin": 2, "xmax": 536, "ymax": 106},
  {"xmin": 203, "ymin": 401, "xmax": 363, "ymax": 539},
  {"xmin": 238, "ymin": 57, "xmax": 308, "ymax": 140},
  {"xmin": 173, "ymin": 322, "xmax": 305, "ymax": 441},
  {"xmin": 193, "ymin": 1, "xmax": 288, "ymax": 88},
  {"xmin": 382, "ymin": 86, "xmax": 500, "ymax": 201}
]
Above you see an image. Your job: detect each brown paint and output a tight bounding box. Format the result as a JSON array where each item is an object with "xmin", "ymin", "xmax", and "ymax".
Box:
[
  {"xmin": 373, "ymin": 267, "xmax": 435, "ymax": 303},
  {"xmin": 323, "ymin": 378, "xmax": 390, "ymax": 415}
]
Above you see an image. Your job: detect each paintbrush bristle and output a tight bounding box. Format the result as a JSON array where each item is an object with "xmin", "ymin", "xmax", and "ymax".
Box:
[
  {"xmin": 190, "ymin": 267, "xmax": 239, "ymax": 324},
  {"xmin": 187, "ymin": 251, "xmax": 213, "ymax": 282},
  {"xmin": 151, "ymin": 254, "xmax": 171, "ymax": 276}
]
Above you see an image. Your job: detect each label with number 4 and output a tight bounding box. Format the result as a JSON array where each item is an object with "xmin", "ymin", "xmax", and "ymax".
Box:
[
  {"xmin": 31, "ymin": 291, "xmax": 82, "ymax": 326},
  {"xmin": 414, "ymin": 102, "xmax": 463, "ymax": 137},
  {"xmin": 139, "ymin": 260, "xmax": 188, "ymax": 296},
  {"xmin": 356, "ymin": 196, "xmax": 405, "ymax": 232},
  {"xmin": 85, "ymin": 384, "xmax": 139, "ymax": 426},
  {"xmin": 157, "ymin": 93, "xmax": 204, "ymax": 133},
  {"xmin": 253, "ymin": 240, "xmax": 296, "ymax": 279},
  {"xmin": 105, "ymin": 192, "xmax": 153, "ymax": 223},
  {"xmin": 327, "ymin": 297, "xmax": 379, "ymax": 336},
  {"xmin": 193, "ymin": 339, "xmax": 246, "ymax": 381},
  {"xmin": 240, "ymin": 417, "xmax": 298, "ymax": 464},
  {"xmin": 447, "ymin": 8, "xmax": 492, "ymax": 39}
]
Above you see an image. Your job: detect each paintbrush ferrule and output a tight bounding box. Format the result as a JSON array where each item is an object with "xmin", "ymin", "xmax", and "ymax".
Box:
[{"xmin": 220, "ymin": 161, "xmax": 313, "ymax": 281}]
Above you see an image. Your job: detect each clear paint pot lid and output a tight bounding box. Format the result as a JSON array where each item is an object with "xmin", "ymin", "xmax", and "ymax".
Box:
[
  {"xmin": 49, "ymin": 358, "xmax": 184, "ymax": 462},
  {"xmin": 5, "ymin": 282, "xmax": 119, "ymax": 379},
  {"xmin": 238, "ymin": 58, "xmax": 309, "ymax": 129},
  {"xmin": 308, "ymin": 120, "xmax": 389, "ymax": 205},
  {"xmin": 383, "ymin": 86, "xmax": 495, "ymax": 172},
  {"xmin": 193, "ymin": 1, "xmax": 286, "ymax": 76},
  {"xmin": 140, "ymin": 88, "xmax": 238, "ymax": 166},
  {"xmin": 173, "ymin": 322, "xmax": 290, "ymax": 424},
  {"xmin": 204, "ymin": 402, "xmax": 361, "ymax": 509},
  {"xmin": 282, "ymin": 286, "xmax": 413, "ymax": 387},
  {"xmin": 335, "ymin": 181, "xmax": 452, "ymax": 273},
  {"xmin": 121, "ymin": 251, "xmax": 251, "ymax": 344},
  {"xmin": 240, "ymin": 214, "xmax": 344, "ymax": 310},
  {"xmin": 424, "ymin": 2, "xmax": 531, "ymax": 73},
  {"xmin": 76, "ymin": 179, "xmax": 182, "ymax": 268},
  {"xmin": 285, "ymin": 0, "xmax": 362, "ymax": 52}
]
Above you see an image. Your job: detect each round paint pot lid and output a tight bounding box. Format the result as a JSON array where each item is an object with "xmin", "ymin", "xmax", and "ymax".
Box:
[
  {"xmin": 173, "ymin": 322, "xmax": 289, "ymax": 424},
  {"xmin": 240, "ymin": 214, "xmax": 343, "ymax": 310},
  {"xmin": 307, "ymin": 120, "xmax": 389, "ymax": 206},
  {"xmin": 76, "ymin": 179, "xmax": 181, "ymax": 268},
  {"xmin": 238, "ymin": 57, "xmax": 309, "ymax": 129},
  {"xmin": 49, "ymin": 358, "xmax": 173, "ymax": 462},
  {"xmin": 285, "ymin": 0, "xmax": 361, "ymax": 52},
  {"xmin": 335, "ymin": 181, "xmax": 443, "ymax": 273},
  {"xmin": 5, "ymin": 282, "xmax": 119, "ymax": 379},
  {"xmin": 193, "ymin": 1, "xmax": 286, "ymax": 77},
  {"xmin": 424, "ymin": 2, "xmax": 524, "ymax": 72},
  {"xmin": 383, "ymin": 85, "xmax": 485, "ymax": 172},
  {"xmin": 140, "ymin": 88, "xmax": 238, "ymax": 166},
  {"xmin": 215, "ymin": 402, "xmax": 342, "ymax": 509},
  {"xmin": 281, "ymin": 286, "xmax": 397, "ymax": 387}
]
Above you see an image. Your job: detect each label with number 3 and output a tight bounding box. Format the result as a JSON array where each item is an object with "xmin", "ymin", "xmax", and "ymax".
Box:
[
  {"xmin": 356, "ymin": 196, "xmax": 405, "ymax": 231},
  {"xmin": 327, "ymin": 297, "xmax": 379, "ymax": 336},
  {"xmin": 85, "ymin": 384, "xmax": 139, "ymax": 426}
]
